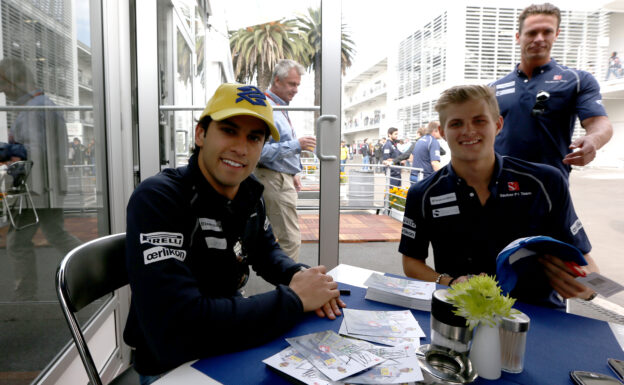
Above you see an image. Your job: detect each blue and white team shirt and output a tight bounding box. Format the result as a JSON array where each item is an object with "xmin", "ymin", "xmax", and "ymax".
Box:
[
  {"xmin": 399, "ymin": 154, "xmax": 591, "ymax": 281},
  {"xmin": 410, "ymin": 134, "xmax": 441, "ymax": 179},
  {"xmin": 491, "ymin": 59, "xmax": 607, "ymax": 178}
]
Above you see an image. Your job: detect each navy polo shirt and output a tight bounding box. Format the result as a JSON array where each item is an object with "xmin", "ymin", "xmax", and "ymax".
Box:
[
  {"xmin": 399, "ymin": 154, "xmax": 591, "ymax": 281},
  {"xmin": 410, "ymin": 135, "xmax": 441, "ymax": 179},
  {"xmin": 492, "ymin": 59, "xmax": 607, "ymax": 177}
]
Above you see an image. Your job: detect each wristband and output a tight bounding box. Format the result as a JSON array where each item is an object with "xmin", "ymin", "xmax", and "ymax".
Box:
[{"xmin": 435, "ymin": 273, "xmax": 450, "ymax": 284}]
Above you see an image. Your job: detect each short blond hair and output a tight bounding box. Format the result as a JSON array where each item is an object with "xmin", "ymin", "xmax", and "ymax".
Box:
[{"xmin": 435, "ymin": 85, "xmax": 500, "ymax": 127}]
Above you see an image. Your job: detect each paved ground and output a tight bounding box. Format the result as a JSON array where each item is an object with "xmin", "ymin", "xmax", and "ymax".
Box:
[
  {"xmin": 568, "ymin": 167, "xmax": 624, "ymax": 305},
  {"xmin": 299, "ymin": 212, "xmax": 402, "ymax": 243}
]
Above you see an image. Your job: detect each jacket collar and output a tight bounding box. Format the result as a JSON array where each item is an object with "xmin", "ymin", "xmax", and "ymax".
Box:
[{"xmin": 184, "ymin": 154, "xmax": 265, "ymax": 213}]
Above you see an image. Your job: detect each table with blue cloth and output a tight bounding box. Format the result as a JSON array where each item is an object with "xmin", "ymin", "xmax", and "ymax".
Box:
[{"xmin": 188, "ymin": 283, "xmax": 622, "ymax": 385}]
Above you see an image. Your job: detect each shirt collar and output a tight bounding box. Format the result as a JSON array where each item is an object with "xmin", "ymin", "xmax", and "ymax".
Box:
[
  {"xmin": 266, "ymin": 89, "xmax": 288, "ymax": 106},
  {"xmin": 444, "ymin": 153, "xmax": 504, "ymax": 191},
  {"xmin": 489, "ymin": 153, "xmax": 505, "ymax": 191},
  {"xmin": 515, "ymin": 59, "xmax": 557, "ymax": 77},
  {"xmin": 15, "ymin": 89, "xmax": 44, "ymax": 105}
]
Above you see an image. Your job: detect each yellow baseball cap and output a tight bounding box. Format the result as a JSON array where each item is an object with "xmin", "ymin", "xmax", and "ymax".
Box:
[{"xmin": 199, "ymin": 83, "xmax": 279, "ymax": 141}]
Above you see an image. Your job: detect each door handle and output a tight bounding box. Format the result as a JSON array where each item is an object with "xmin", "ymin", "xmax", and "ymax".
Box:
[{"xmin": 315, "ymin": 115, "xmax": 337, "ymax": 161}]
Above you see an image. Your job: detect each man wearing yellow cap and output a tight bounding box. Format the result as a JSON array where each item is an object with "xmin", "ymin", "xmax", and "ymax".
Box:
[{"xmin": 124, "ymin": 84, "xmax": 345, "ymax": 383}]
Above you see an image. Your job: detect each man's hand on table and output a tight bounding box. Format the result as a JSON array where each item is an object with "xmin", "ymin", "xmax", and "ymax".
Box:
[
  {"xmin": 538, "ymin": 254, "xmax": 596, "ymax": 300},
  {"xmin": 314, "ymin": 297, "xmax": 347, "ymax": 320},
  {"xmin": 289, "ymin": 265, "xmax": 343, "ymax": 316}
]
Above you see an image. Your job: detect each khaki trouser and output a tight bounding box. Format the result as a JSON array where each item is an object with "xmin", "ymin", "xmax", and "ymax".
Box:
[{"xmin": 254, "ymin": 167, "xmax": 300, "ymax": 262}]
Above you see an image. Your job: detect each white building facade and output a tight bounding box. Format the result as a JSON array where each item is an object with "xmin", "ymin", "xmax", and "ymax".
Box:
[
  {"xmin": 342, "ymin": 58, "xmax": 388, "ymax": 145},
  {"xmin": 387, "ymin": 4, "xmax": 624, "ymax": 167}
]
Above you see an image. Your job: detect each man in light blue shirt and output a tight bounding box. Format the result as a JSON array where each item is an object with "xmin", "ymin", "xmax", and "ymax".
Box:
[{"xmin": 255, "ymin": 59, "xmax": 316, "ymax": 261}]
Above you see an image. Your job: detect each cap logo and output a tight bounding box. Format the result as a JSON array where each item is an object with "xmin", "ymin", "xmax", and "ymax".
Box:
[{"xmin": 235, "ymin": 86, "xmax": 267, "ymax": 106}]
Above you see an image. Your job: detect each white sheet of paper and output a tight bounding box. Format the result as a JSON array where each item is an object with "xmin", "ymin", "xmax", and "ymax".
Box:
[
  {"xmin": 576, "ymin": 272, "xmax": 624, "ymax": 298},
  {"xmin": 263, "ymin": 346, "xmax": 337, "ymax": 385},
  {"xmin": 341, "ymin": 343, "xmax": 424, "ymax": 384},
  {"xmin": 343, "ymin": 309, "xmax": 425, "ymax": 338},
  {"xmin": 286, "ymin": 330, "xmax": 385, "ymax": 381},
  {"xmin": 338, "ymin": 319, "xmax": 421, "ymax": 348},
  {"xmin": 364, "ymin": 273, "xmax": 436, "ymax": 299}
]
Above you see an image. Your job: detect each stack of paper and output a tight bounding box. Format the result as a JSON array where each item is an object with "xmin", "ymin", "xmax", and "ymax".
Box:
[
  {"xmin": 339, "ymin": 309, "xmax": 424, "ymax": 347},
  {"xmin": 364, "ymin": 273, "xmax": 436, "ymax": 311},
  {"xmin": 263, "ymin": 329, "xmax": 423, "ymax": 384}
]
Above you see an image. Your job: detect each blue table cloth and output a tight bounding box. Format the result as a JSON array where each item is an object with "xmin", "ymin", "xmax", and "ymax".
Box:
[{"xmin": 192, "ymin": 283, "xmax": 623, "ymax": 384}]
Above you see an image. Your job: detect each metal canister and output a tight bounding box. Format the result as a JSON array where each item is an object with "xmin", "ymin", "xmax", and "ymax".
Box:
[
  {"xmin": 430, "ymin": 289, "xmax": 472, "ymax": 353},
  {"xmin": 499, "ymin": 311, "xmax": 530, "ymax": 373}
]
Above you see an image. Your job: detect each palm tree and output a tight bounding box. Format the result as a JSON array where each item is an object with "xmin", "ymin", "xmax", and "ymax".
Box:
[
  {"xmin": 230, "ymin": 20, "xmax": 313, "ymax": 91},
  {"xmin": 293, "ymin": 8, "xmax": 357, "ymax": 110}
]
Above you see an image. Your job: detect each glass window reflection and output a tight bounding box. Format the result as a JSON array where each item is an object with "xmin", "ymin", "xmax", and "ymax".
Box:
[{"xmin": 0, "ymin": 0, "xmax": 109, "ymax": 381}]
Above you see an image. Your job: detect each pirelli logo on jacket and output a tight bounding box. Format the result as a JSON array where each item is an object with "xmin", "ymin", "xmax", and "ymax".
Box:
[
  {"xmin": 143, "ymin": 246, "xmax": 187, "ymax": 264},
  {"xmin": 140, "ymin": 232, "xmax": 183, "ymax": 247}
]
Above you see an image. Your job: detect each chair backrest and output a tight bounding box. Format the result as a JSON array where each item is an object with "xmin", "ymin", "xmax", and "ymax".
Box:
[
  {"xmin": 56, "ymin": 233, "xmax": 127, "ymax": 385},
  {"xmin": 6, "ymin": 160, "xmax": 33, "ymax": 189}
]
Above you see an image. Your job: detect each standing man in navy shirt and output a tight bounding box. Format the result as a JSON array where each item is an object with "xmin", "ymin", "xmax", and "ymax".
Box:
[
  {"xmin": 409, "ymin": 121, "xmax": 442, "ymax": 183},
  {"xmin": 491, "ymin": 3, "xmax": 612, "ymax": 178},
  {"xmin": 382, "ymin": 127, "xmax": 403, "ymax": 187},
  {"xmin": 399, "ymin": 84, "xmax": 598, "ymax": 304}
]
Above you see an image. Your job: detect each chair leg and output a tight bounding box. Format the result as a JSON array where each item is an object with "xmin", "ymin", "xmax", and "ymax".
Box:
[{"xmin": 7, "ymin": 187, "xmax": 39, "ymax": 231}]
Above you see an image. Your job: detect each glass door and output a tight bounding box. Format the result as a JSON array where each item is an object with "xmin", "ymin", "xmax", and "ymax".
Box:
[{"xmin": 145, "ymin": 0, "xmax": 344, "ymax": 297}]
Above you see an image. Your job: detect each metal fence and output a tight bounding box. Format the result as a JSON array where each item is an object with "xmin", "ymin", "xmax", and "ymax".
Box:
[
  {"xmin": 298, "ymin": 159, "xmax": 424, "ymax": 219},
  {"xmin": 63, "ymin": 164, "xmax": 98, "ymax": 210}
]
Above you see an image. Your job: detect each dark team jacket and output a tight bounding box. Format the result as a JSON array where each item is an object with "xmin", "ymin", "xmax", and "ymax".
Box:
[{"xmin": 124, "ymin": 154, "xmax": 306, "ymax": 375}]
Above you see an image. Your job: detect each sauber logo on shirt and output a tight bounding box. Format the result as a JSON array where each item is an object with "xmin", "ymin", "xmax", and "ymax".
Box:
[
  {"xmin": 495, "ymin": 81, "xmax": 514, "ymax": 89},
  {"xmin": 496, "ymin": 88, "xmax": 515, "ymax": 96},
  {"xmin": 205, "ymin": 237, "xmax": 227, "ymax": 250},
  {"xmin": 508, "ymin": 181, "xmax": 520, "ymax": 191},
  {"xmin": 199, "ymin": 218, "xmax": 222, "ymax": 232},
  {"xmin": 430, "ymin": 192, "xmax": 457, "ymax": 206},
  {"xmin": 402, "ymin": 227, "xmax": 416, "ymax": 239},
  {"xmin": 143, "ymin": 246, "xmax": 186, "ymax": 264},
  {"xmin": 140, "ymin": 232, "xmax": 183, "ymax": 247},
  {"xmin": 403, "ymin": 216, "xmax": 416, "ymax": 228},
  {"xmin": 570, "ymin": 219, "xmax": 583, "ymax": 235},
  {"xmin": 553, "ymin": 75, "xmax": 562, "ymax": 80},
  {"xmin": 432, "ymin": 206, "xmax": 460, "ymax": 218}
]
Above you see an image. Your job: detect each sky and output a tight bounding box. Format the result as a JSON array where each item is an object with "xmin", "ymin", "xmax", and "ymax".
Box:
[{"xmin": 76, "ymin": 0, "xmax": 91, "ymax": 46}]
